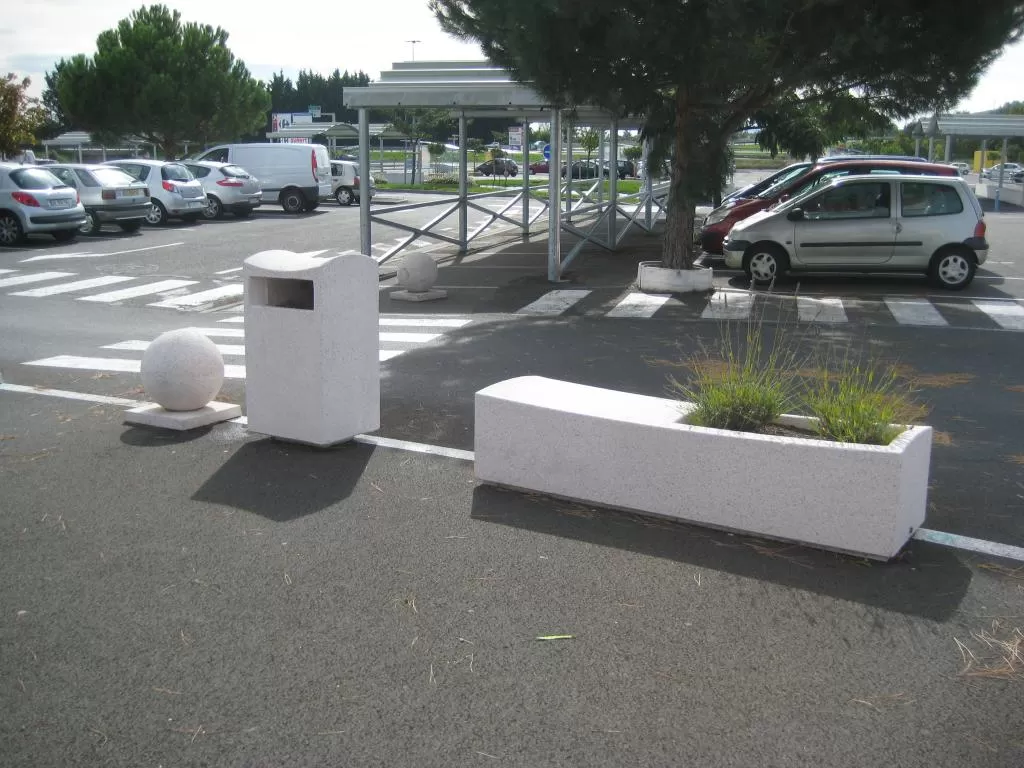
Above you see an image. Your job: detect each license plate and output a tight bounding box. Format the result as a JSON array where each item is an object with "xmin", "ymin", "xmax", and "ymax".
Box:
[
  {"xmin": 49, "ymin": 198, "xmax": 74, "ymax": 209},
  {"xmin": 187, "ymin": 200, "xmax": 204, "ymax": 208},
  {"xmin": 123, "ymin": 188, "xmax": 144, "ymax": 197}
]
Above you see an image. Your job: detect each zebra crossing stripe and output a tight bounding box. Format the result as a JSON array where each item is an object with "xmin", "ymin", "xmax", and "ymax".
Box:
[
  {"xmin": 0, "ymin": 268, "xmax": 15, "ymax": 275},
  {"xmin": 607, "ymin": 292, "xmax": 671, "ymax": 318},
  {"xmin": 702, "ymin": 291, "xmax": 753, "ymax": 320},
  {"xmin": 217, "ymin": 316, "xmax": 472, "ymax": 329},
  {"xmin": 0, "ymin": 271, "xmax": 75, "ymax": 289},
  {"xmin": 10, "ymin": 275, "xmax": 135, "ymax": 297},
  {"xmin": 192, "ymin": 328, "xmax": 245, "ymax": 338},
  {"xmin": 149, "ymin": 284, "xmax": 244, "ymax": 309},
  {"xmin": 79, "ymin": 279, "xmax": 198, "ymax": 303},
  {"xmin": 516, "ymin": 289, "xmax": 591, "ymax": 315},
  {"xmin": 884, "ymin": 298, "xmax": 948, "ymax": 326},
  {"xmin": 102, "ymin": 340, "xmax": 246, "ymax": 356},
  {"xmin": 797, "ymin": 296, "xmax": 847, "ymax": 323},
  {"xmin": 972, "ymin": 300, "xmax": 1024, "ymax": 330},
  {"xmin": 219, "ymin": 316, "xmax": 245, "ymax": 323}
]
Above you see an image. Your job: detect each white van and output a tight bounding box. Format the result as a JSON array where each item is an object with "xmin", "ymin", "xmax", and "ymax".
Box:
[{"xmin": 193, "ymin": 143, "xmax": 331, "ymax": 213}]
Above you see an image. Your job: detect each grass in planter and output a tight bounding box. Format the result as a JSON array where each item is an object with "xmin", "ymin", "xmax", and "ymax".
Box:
[{"xmin": 802, "ymin": 355, "xmax": 920, "ymax": 445}]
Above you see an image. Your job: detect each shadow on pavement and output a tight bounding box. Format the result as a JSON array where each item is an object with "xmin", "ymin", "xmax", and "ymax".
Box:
[
  {"xmin": 193, "ymin": 437, "xmax": 372, "ymax": 521},
  {"xmin": 120, "ymin": 424, "xmax": 213, "ymax": 445},
  {"xmin": 470, "ymin": 484, "xmax": 971, "ymax": 622}
]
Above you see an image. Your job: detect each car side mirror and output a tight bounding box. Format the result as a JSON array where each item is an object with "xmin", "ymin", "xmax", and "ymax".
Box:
[{"xmin": 787, "ymin": 207, "xmax": 805, "ymax": 222}]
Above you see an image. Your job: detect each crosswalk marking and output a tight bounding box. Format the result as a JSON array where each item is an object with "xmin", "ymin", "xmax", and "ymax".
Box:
[
  {"xmin": 516, "ymin": 289, "xmax": 591, "ymax": 315},
  {"xmin": 10, "ymin": 275, "xmax": 135, "ymax": 297},
  {"xmin": 797, "ymin": 296, "xmax": 847, "ymax": 323},
  {"xmin": 102, "ymin": 340, "xmax": 246, "ymax": 356},
  {"xmin": 379, "ymin": 317, "xmax": 471, "ymax": 328},
  {"xmin": 607, "ymin": 292, "xmax": 671, "ymax": 318},
  {"xmin": 219, "ymin": 316, "xmax": 245, "ymax": 323},
  {"xmin": 884, "ymin": 298, "xmax": 948, "ymax": 326},
  {"xmin": 27, "ymin": 351, "xmax": 403, "ymax": 375},
  {"xmin": 0, "ymin": 268, "xmax": 15, "ymax": 275},
  {"xmin": 0, "ymin": 271, "xmax": 75, "ymax": 289},
  {"xmin": 79, "ymin": 279, "xmax": 198, "ymax": 303},
  {"xmin": 973, "ymin": 300, "xmax": 1024, "ymax": 330},
  {"xmin": 702, "ymin": 291, "xmax": 754, "ymax": 320},
  {"xmin": 148, "ymin": 284, "xmax": 244, "ymax": 309},
  {"xmin": 193, "ymin": 328, "xmax": 245, "ymax": 338},
  {"xmin": 378, "ymin": 331, "xmax": 441, "ymax": 343}
]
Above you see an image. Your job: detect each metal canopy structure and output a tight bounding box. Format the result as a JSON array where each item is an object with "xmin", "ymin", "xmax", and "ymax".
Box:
[
  {"xmin": 344, "ymin": 61, "xmax": 662, "ymax": 280},
  {"xmin": 264, "ymin": 122, "xmax": 404, "ymax": 141}
]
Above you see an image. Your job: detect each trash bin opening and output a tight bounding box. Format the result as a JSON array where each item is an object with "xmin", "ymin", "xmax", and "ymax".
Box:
[{"xmin": 249, "ymin": 277, "xmax": 315, "ymax": 310}]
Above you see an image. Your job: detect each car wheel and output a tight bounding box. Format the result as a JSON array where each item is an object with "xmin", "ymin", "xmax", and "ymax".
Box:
[
  {"xmin": 743, "ymin": 243, "xmax": 789, "ymax": 285},
  {"xmin": 233, "ymin": 208, "xmax": 252, "ymax": 218},
  {"xmin": 304, "ymin": 201, "xmax": 320, "ymax": 212},
  {"xmin": 281, "ymin": 190, "xmax": 305, "ymax": 213},
  {"xmin": 929, "ymin": 247, "xmax": 976, "ymax": 290},
  {"xmin": 335, "ymin": 187, "xmax": 354, "ymax": 206},
  {"xmin": 118, "ymin": 220, "xmax": 143, "ymax": 233},
  {"xmin": 52, "ymin": 229, "xmax": 78, "ymax": 242},
  {"xmin": 0, "ymin": 213, "xmax": 25, "ymax": 245},
  {"xmin": 145, "ymin": 201, "xmax": 167, "ymax": 226},
  {"xmin": 79, "ymin": 211, "xmax": 102, "ymax": 235},
  {"xmin": 203, "ymin": 195, "xmax": 224, "ymax": 220}
]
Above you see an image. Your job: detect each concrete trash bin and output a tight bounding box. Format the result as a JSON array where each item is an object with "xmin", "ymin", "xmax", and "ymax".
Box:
[{"xmin": 243, "ymin": 249, "xmax": 380, "ymax": 445}]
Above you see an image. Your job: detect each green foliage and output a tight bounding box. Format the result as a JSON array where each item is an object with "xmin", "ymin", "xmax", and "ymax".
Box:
[
  {"xmin": 623, "ymin": 144, "xmax": 643, "ymax": 163},
  {"xmin": 803, "ymin": 358, "xmax": 918, "ymax": 446},
  {"xmin": 52, "ymin": 4, "xmax": 269, "ymax": 157},
  {"xmin": 751, "ymin": 94, "xmax": 893, "ymax": 161},
  {"xmin": 578, "ymin": 128, "xmax": 599, "ymax": 161},
  {"xmin": 432, "ymin": 0, "xmax": 1024, "ymax": 270},
  {"xmin": 0, "ymin": 73, "xmax": 46, "ymax": 156},
  {"xmin": 427, "ymin": 142, "xmax": 446, "ymax": 158},
  {"xmin": 264, "ymin": 68, "xmax": 372, "ymax": 126},
  {"xmin": 424, "ymin": 173, "xmax": 465, "ymax": 187}
]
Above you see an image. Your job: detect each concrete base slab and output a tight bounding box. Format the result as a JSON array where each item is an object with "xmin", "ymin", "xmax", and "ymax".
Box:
[
  {"xmin": 124, "ymin": 401, "xmax": 242, "ymax": 431},
  {"xmin": 390, "ymin": 288, "xmax": 449, "ymax": 302}
]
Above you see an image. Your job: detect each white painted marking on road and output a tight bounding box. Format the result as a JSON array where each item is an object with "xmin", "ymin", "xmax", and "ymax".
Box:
[
  {"xmin": 516, "ymin": 289, "xmax": 591, "ymax": 315},
  {"xmin": 379, "ymin": 317, "xmax": 471, "ymax": 328},
  {"xmin": 973, "ymin": 300, "xmax": 1024, "ymax": 330},
  {"xmin": 354, "ymin": 434, "xmax": 475, "ymax": 461},
  {"xmin": 214, "ymin": 267, "xmax": 243, "ymax": 275},
  {"xmin": 914, "ymin": 528, "xmax": 1024, "ymax": 562},
  {"xmin": 379, "ymin": 350, "xmax": 404, "ymax": 361},
  {"xmin": 148, "ymin": 284, "xmax": 243, "ymax": 309},
  {"xmin": 0, "ymin": 382, "xmax": 140, "ymax": 407},
  {"xmin": 797, "ymin": 296, "xmax": 847, "ymax": 323},
  {"xmin": 378, "ymin": 331, "xmax": 441, "ymax": 343},
  {"xmin": 0, "ymin": 271, "xmax": 75, "ymax": 289},
  {"xmin": 884, "ymin": 298, "xmax": 949, "ymax": 327},
  {"xmin": 103, "ymin": 340, "xmax": 246, "ymax": 356},
  {"xmin": 26, "ymin": 355, "xmax": 142, "ymax": 373},
  {"xmin": 974, "ymin": 275, "xmax": 1024, "ymax": 281},
  {"xmin": 79, "ymin": 279, "xmax": 197, "ymax": 303},
  {"xmin": 10, "ymin": 275, "xmax": 135, "ymax": 297},
  {"xmin": 218, "ymin": 316, "xmax": 245, "ymax": 323},
  {"xmin": 701, "ymin": 291, "xmax": 754, "ymax": 320},
  {"xmin": 607, "ymin": 292, "xmax": 671, "ymax": 318},
  {"xmin": 18, "ymin": 242, "xmax": 184, "ymax": 262},
  {"xmin": 0, "ymin": 268, "xmax": 15, "ymax": 275},
  {"xmin": 193, "ymin": 328, "xmax": 245, "ymax": 338}
]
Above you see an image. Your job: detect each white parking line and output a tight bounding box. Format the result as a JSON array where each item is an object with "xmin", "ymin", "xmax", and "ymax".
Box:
[
  {"xmin": 0, "ymin": 271, "xmax": 75, "ymax": 289},
  {"xmin": 607, "ymin": 292, "xmax": 671, "ymax": 318},
  {"xmin": 972, "ymin": 300, "xmax": 1024, "ymax": 330},
  {"xmin": 103, "ymin": 340, "xmax": 246, "ymax": 356},
  {"xmin": 214, "ymin": 267, "xmax": 243, "ymax": 275},
  {"xmin": 702, "ymin": 291, "xmax": 754, "ymax": 320},
  {"xmin": 10, "ymin": 275, "xmax": 136, "ymax": 297},
  {"xmin": 18, "ymin": 242, "xmax": 184, "ymax": 263},
  {"xmin": 149, "ymin": 284, "xmax": 244, "ymax": 309},
  {"xmin": 797, "ymin": 296, "xmax": 847, "ymax": 323},
  {"xmin": 884, "ymin": 298, "xmax": 949, "ymax": 326},
  {"xmin": 914, "ymin": 528, "xmax": 1024, "ymax": 562},
  {"xmin": 79, "ymin": 279, "xmax": 198, "ymax": 303},
  {"xmin": 516, "ymin": 290, "xmax": 591, "ymax": 315}
]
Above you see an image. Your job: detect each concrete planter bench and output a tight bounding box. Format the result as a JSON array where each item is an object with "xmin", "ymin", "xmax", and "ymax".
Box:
[{"xmin": 474, "ymin": 376, "xmax": 932, "ymax": 561}]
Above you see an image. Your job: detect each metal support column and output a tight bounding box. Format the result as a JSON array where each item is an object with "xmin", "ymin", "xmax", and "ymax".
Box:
[
  {"xmin": 643, "ymin": 137, "xmax": 653, "ymax": 229},
  {"xmin": 927, "ymin": 137, "xmax": 934, "ymax": 162},
  {"xmin": 607, "ymin": 119, "xmax": 618, "ymax": 246},
  {"xmin": 458, "ymin": 111, "xmax": 468, "ymax": 251},
  {"xmin": 597, "ymin": 129, "xmax": 605, "ymax": 206},
  {"xmin": 548, "ymin": 109, "xmax": 562, "ymax": 282},
  {"xmin": 522, "ymin": 120, "xmax": 530, "ymax": 236},
  {"xmin": 997, "ymin": 137, "xmax": 1008, "ymax": 212},
  {"xmin": 980, "ymin": 139, "xmax": 987, "ymax": 176},
  {"xmin": 565, "ymin": 124, "xmax": 573, "ymax": 222},
  {"xmin": 379, "ymin": 136, "xmax": 384, "ymax": 175},
  {"xmin": 914, "ymin": 137, "xmax": 921, "ymax": 158},
  {"xmin": 944, "ymin": 134, "xmax": 952, "ymax": 163},
  {"xmin": 358, "ymin": 108, "xmax": 372, "ymax": 255}
]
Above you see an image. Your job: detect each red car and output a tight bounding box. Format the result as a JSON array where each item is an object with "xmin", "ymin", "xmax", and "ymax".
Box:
[
  {"xmin": 699, "ymin": 159, "xmax": 959, "ymax": 254},
  {"xmin": 528, "ymin": 160, "xmax": 549, "ymax": 174}
]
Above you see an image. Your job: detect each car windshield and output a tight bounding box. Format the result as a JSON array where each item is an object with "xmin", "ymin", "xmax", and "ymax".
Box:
[
  {"xmin": 756, "ymin": 166, "xmax": 814, "ymax": 198},
  {"xmin": 161, "ymin": 164, "xmax": 192, "ymax": 181},
  {"xmin": 90, "ymin": 168, "xmax": 138, "ymax": 187},
  {"xmin": 10, "ymin": 168, "xmax": 67, "ymax": 190},
  {"xmin": 222, "ymin": 165, "xmax": 250, "ymax": 178}
]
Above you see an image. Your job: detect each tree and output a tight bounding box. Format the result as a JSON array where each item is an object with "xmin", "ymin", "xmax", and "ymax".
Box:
[
  {"xmin": 432, "ymin": 0, "xmax": 1024, "ymax": 270},
  {"xmin": 388, "ymin": 108, "xmax": 456, "ymax": 182},
  {"xmin": 751, "ymin": 94, "xmax": 893, "ymax": 162},
  {"xmin": 0, "ymin": 74, "xmax": 46, "ymax": 158},
  {"xmin": 51, "ymin": 4, "xmax": 269, "ymax": 158},
  {"xmin": 578, "ymin": 128, "xmax": 599, "ymax": 165}
]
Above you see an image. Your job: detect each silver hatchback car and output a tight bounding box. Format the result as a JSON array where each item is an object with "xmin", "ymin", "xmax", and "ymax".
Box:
[
  {"xmin": 47, "ymin": 164, "xmax": 151, "ymax": 235},
  {"xmin": 104, "ymin": 159, "xmax": 206, "ymax": 225},
  {"xmin": 0, "ymin": 163, "xmax": 86, "ymax": 245},
  {"xmin": 723, "ymin": 175, "xmax": 988, "ymax": 290},
  {"xmin": 182, "ymin": 161, "xmax": 262, "ymax": 219}
]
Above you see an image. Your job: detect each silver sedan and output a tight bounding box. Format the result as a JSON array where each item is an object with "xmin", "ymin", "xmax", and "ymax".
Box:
[{"xmin": 47, "ymin": 164, "xmax": 151, "ymax": 234}]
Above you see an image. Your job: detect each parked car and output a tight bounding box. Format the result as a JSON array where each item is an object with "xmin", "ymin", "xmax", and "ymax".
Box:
[
  {"xmin": 722, "ymin": 163, "xmax": 814, "ymax": 205},
  {"xmin": 561, "ymin": 160, "xmax": 601, "ymax": 179},
  {"xmin": 0, "ymin": 163, "xmax": 86, "ymax": 245},
  {"xmin": 723, "ymin": 175, "xmax": 987, "ymax": 290},
  {"xmin": 329, "ymin": 159, "xmax": 375, "ymax": 206},
  {"xmin": 528, "ymin": 160, "xmax": 550, "ymax": 174},
  {"xmin": 192, "ymin": 143, "xmax": 332, "ymax": 213},
  {"xmin": 980, "ymin": 162, "xmax": 1022, "ymax": 180},
  {"xmin": 700, "ymin": 159, "xmax": 959, "ymax": 254},
  {"xmin": 474, "ymin": 158, "xmax": 518, "ymax": 177},
  {"xmin": 46, "ymin": 164, "xmax": 150, "ymax": 234},
  {"xmin": 602, "ymin": 159, "xmax": 636, "ymax": 179},
  {"xmin": 949, "ymin": 162, "xmax": 971, "ymax": 176},
  {"xmin": 182, "ymin": 161, "xmax": 262, "ymax": 220},
  {"xmin": 104, "ymin": 159, "xmax": 205, "ymax": 225},
  {"xmin": 1012, "ymin": 169, "xmax": 1024, "ymax": 184}
]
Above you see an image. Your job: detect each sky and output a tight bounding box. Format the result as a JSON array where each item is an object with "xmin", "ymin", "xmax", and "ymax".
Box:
[{"xmin": 2, "ymin": 0, "xmax": 1022, "ymax": 114}]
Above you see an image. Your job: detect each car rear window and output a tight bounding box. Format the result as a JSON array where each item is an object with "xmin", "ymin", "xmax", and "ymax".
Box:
[
  {"xmin": 161, "ymin": 164, "xmax": 193, "ymax": 181},
  {"xmin": 9, "ymin": 168, "xmax": 67, "ymax": 190},
  {"xmin": 222, "ymin": 165, "xmax": 250, "ymax": 178},
  {"xmin": 90, "ymin": 168, "xmax": 138, "ymax": 187},
  {"xmin": 901, "ymin": 183, "xmax": 964, "ymax": 217}
]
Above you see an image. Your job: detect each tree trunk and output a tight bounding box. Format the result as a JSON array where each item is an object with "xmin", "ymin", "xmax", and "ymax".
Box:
[{"xmin": 662, "ymin": 89, "xmax": 697, "ymax": 270}]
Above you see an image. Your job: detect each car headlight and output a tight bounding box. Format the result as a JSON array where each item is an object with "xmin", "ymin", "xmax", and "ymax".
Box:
[{"xmin": 703, "ymin": 206, "xmax": 732, "ymax": 226}]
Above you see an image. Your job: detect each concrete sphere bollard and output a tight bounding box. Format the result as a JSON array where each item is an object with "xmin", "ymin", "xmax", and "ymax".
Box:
[
  {"xmin": 141, "ymin": 328, "xmax": 225, "ymax": 411},
  {"xmin": 397, "ymin": 251, "xmax": 438, "ymax": 292}
]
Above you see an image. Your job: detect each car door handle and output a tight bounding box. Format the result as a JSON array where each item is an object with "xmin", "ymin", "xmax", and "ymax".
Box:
[{"xmin": 894, "ymin": 222, "xmax": 903, "ymax": 234}]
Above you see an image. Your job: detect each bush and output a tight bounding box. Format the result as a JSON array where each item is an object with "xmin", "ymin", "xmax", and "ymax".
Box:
[{"xmin": 424, "ymin": 173, "xmax": 465, "ymax": 187}]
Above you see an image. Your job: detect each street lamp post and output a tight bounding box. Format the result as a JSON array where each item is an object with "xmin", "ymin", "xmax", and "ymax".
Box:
[{"xmin": 406, "ymin": 40, "xmax": 421, "ymax": 61}]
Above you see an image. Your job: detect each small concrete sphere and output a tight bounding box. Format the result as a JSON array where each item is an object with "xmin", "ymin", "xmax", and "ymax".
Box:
[
  {"xmin": 141, "ymin": 328, "xmax": 225, "ymax": 411},
  {"xmin": 397, "ymin": 251, "xmax": 438, "ymax": 292}
]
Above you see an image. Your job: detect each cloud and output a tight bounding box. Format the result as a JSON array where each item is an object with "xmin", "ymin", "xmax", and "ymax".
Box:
[{"xmin": 6, "ymin": 53, "xmax": 63, "ymax": 74}]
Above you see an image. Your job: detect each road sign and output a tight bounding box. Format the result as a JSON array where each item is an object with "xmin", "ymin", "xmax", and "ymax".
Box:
[
  {"xmin": 508, "ymin": 127, "xmax": 523, "ymax": 148},
  {"xmin": 543, "ymin": 144, "xmax": 551, "ymax": 160},
  {"xmin": 309, "ymin": 105, "xmax": 322, "ymax": 118}
]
